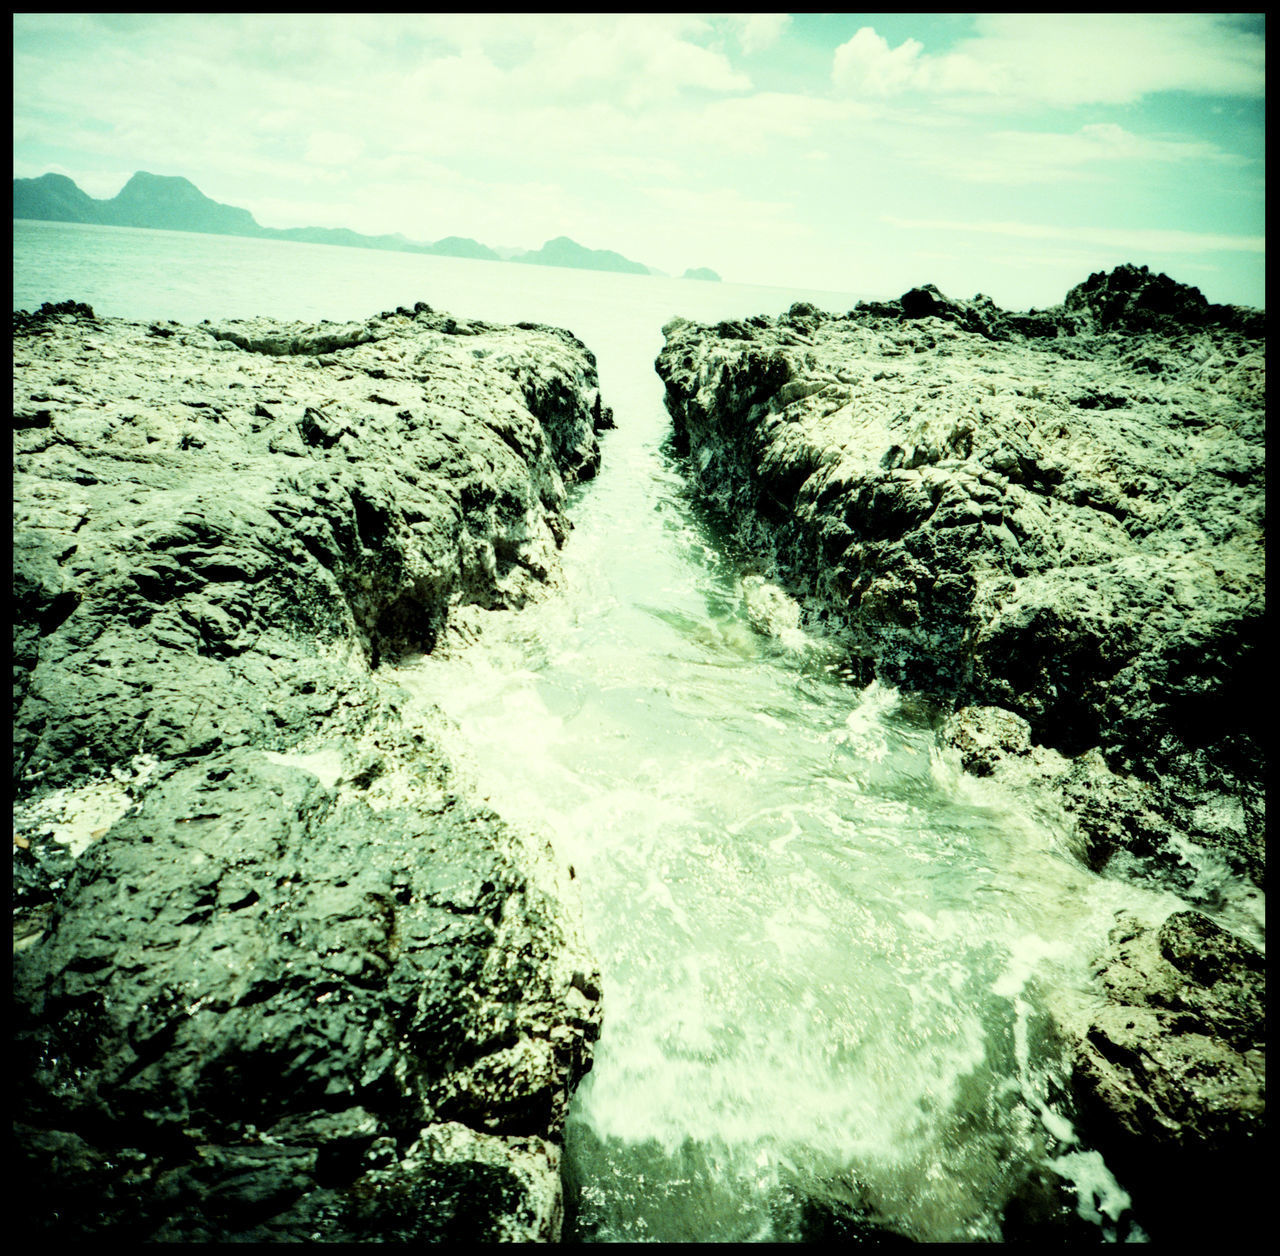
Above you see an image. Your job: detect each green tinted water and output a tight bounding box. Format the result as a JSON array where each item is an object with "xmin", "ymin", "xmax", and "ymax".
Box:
[{"xmin": 397, "ymin": 321, "xmax": 1179, "ymax": 1242}]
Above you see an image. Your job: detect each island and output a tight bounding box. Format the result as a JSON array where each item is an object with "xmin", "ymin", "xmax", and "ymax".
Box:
[{"xmin": 13, "ymin": 170, "xmax": 720, "ymax": 280}]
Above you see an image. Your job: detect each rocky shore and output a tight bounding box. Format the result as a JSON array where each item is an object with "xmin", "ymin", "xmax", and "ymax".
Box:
[
  {"xmin": 13, "ymin": 300, "xmax": 610, "ymax": 1240},
  {"xmin": 656, "ymin": 265, "xmax": 1265, "ymax": 1240}
]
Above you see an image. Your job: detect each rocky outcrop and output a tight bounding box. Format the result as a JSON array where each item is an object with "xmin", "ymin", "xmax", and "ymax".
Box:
[
  {"xmin": 1064, "ymin": 910, "xmax": 1265, "ymax": 1243},
  {"xmin": 657, "ymin": 266, "xmax": 1263, "ymax": 888},
  {"xmin": 12, "ymin": 300, "xmax": 608, "ymax": 1240},
  {"xmin": 655, "ymin": 266, "xmax": 1264, "ymax": 1233}
]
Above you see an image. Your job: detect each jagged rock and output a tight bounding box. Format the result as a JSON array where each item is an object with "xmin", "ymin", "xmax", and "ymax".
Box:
[
  {"xmin": 656, "ymin": 267, "xmax": 1263, "ymax": 890},
  {"xmin": 1060, "ymin": 910, "xmax": 1265, "ymax": 1243},
  {"xmin": 12, "ymin": 302, "xmax": 606, "ymax": 1240},
  {"xmin": 13, "ymin": 302, "xmax": 608, "ymax": 787},
  {"xmin": 655, "ymin": 267, "xmax": 1265, "ymax": 1233}
]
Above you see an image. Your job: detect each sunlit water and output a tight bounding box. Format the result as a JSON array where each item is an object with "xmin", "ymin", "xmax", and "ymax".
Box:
[{"xmin": 14, "ymin": 219, "xmax": 1232, "ymax": 1241}]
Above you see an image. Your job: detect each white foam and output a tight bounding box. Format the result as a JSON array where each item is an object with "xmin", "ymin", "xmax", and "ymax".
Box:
[
  {"xmin": 16, "ymin": 753, "xmax": 160, "ymax": 856},
  {"xmin": 1048, "ymin": 1148, "xmax": 1132, "ymax": 1227},
  {"xmin": 262, "ymin": 747, "xmax": 344, "ymax": 790}
]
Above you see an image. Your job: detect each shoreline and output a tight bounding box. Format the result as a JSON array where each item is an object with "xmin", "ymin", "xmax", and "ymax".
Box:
[{"xmin": 655, "ymin": 264, "xmax": 1265, "ymax": 1242}]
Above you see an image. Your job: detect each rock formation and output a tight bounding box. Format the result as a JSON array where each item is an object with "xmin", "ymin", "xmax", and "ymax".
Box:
[
  {"xmin": 655, "ymin": 265, "xmax": 1264, "ymax": 1239},
  {"xmin": 12, "ymin": 299, "xmax": 610, "ymax": 1240}
]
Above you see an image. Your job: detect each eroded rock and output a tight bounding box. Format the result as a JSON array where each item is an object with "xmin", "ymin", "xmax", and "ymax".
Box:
[
  {"xmin": 1062, "ymin": 910, "xmax": 1265, "ymax": 1242},
  {"xmin": 12, "ymin": 301, "xmax": 606, "ymax": 1240},
  {"xmin": 655, "ymin": 266, "xmax": 1265, "ymax": 1237},
  {"xmin": 656, "ymin": 267, "xmax": 1263, "ymax": 890}
]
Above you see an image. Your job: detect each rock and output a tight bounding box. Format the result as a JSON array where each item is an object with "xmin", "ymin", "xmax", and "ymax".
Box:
[
  {"xmin": 14, "ymin": 302, "xmax": 606, "ymax": 788},
  {"xmin": 1061, "ymin": 910, "xmax": 1264, "ymax": 1243},
  {"xmin": 12, "ymin": 302, "xmax": 606, "ymax": 1240},
  {"xmin": 655, "ymin": 266, "xmax": 1264, "ymax": 1235},
  {"xmin": 656, "ymin": 267, "xmax": 1263, "ymax": 890},
  {"xmin": 941, "ymin": 704, "xmax": 1033, "ymax": 777}
]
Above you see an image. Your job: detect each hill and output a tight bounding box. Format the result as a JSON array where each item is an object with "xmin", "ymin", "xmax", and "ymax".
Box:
[{"xmin": 14, "ymin": 170, "xmax": 717, "ymax": 279}]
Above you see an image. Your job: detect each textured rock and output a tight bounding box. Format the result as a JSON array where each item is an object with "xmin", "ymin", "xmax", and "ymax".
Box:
[
  {"xmin": 12, "ymin": 301, "xmax": 607, "ymax": 1240},
  {"xmin": 13, "ymin": 300, "xmax": 611, "ymax": 789},
  {"xmin": 655, "ymin": 266, "xmax": 1265, "ymax": 1233},
  {"xmin": 656, "ymin": 267, "xmax": 1263, "ymax": 890},
  {"xmin": 1061, "ymin": 910, "xmax": 1265, "ymax": 1242}
]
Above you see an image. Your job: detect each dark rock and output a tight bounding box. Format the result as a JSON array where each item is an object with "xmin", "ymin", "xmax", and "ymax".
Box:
[
  {"xmin": 13, "ymin": 298, "xmax": 96, "ymax": 336},
  {"xmin": 12, "ymin": 303, "xmax": 607, "ymax": 1239},
  {"xmin": 655, "ymin": 266, "xmax": 1263, "ymax": 889},
  {"xmin": 1063, "ymin": 911, "xmax": 1264, "ymax": 1244},
  {"xmin": 654, "ymin": 266, "xmax": 1264, "ymax": 1234},
  {"xmin": 14, "ymin": 746, "xmax": 599, "ymax": 1241}
]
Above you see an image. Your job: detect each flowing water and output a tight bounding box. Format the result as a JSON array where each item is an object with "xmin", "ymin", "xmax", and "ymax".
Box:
[{"xmin": 15, "ymin": 219, "xmax": 1214, "ymax": 1241}]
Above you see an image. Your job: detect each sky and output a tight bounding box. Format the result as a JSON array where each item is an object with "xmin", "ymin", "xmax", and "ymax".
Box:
[{"xmin": 12, "ymin": 12, "xmax": 1267, "ymax": 308}]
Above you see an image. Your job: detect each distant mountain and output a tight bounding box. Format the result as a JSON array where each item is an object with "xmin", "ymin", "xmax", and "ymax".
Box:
[
  {"xmin": 429, "ymin": 236, "xmax": 500, "ymax": 261},
  {"xmin": 13, "ymin": 171, "xmax": 102, "ymax": 223},
  {"xmin": 512, "ymin": 234, "xmax": 650, "ymax": 276},
  {"xmin": 682, "ymin": 266, "xmax": 721, "ymax": 282},
  {"xmin": 14, "ymin": 170, "xmax": 717, "ymax": 280},
  {"xmin": 261, "ymin": 224, "xmax": 435, "ymax": 254},
  {"xmin": 104, "ymin": 171, "xmax": 262, "ymax": 235},
  {"xmin": 15, "ymin": 170, "xmax": 268, "ymax": 237}
]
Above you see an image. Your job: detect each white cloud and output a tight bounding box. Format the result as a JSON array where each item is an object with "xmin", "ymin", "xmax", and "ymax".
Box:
[
  {"xmin": 833, "ymin": 14, "xmax": 1265, "ymax": 107},
  {"xmin": 732, "ymin": 13, "xmax": 791, "ymax": 56},
  {"xmin": 832, "ymin": 27, "xmax": 930, "ymax": 97},
  {"xmin": 883, "ymin": 215, "xmax": 1265, "ymax": 256},
  {"xmin": 303, "ymin": 132, "xmax": 366, "ymax": 168},
  {"xmin": 918, "ymin": 121, "xmax": 1255, "ymax": 186},
  {"xmin": 696, "ymin": 91, "xmax": 873, "ymax": 155}
]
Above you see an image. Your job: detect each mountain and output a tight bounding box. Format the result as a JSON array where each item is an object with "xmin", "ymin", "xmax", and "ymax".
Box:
[
  {"xmin": 13, "ymin": 172, "xmax": 102, "ymax": 223},
  {"xmin": 14, "ymin": 170, "xmax": 265, "ymax": 237},
  {"xmin": 102, "ymin": 171, "xmax": 263, "ymax": 235},
  {"xmin": 428, "ymin": 236, "xmax": 500, "ymax": 261},
  {"xmin": 682, "ymin": 266, "xmax": 721, "ymax": 282},
  {"xmin": 14, "ymin": 170, "xmax": 715, "ymax": 279},
  {"xmin": 260, "ymin": 224, "xmax": 434, "ymax": 253},
  {"xmin": 510, "ymin": 235, "xmax": 650, "ymax": 275}
]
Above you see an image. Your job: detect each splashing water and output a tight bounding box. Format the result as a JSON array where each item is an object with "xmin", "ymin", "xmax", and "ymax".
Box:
[{"xmin": 395, "ymin": 322, "xmax": 1178, "ymax": 1243}]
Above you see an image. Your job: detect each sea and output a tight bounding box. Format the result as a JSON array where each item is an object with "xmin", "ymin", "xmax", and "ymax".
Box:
[{"xmin": 15, "ymin": 216, "xmax": 1223, "ymax": 1241}]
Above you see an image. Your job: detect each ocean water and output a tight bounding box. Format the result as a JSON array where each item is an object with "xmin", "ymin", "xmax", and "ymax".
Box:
[{"xmin": 15, "ymin": 218, "xmax": 1185, "ymax": 1241}]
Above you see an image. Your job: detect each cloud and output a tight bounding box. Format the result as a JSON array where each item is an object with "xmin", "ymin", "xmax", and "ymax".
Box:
[
  {"xmin": 303, "ymin": 132, "xmax": 366, "ymax": 168},
  {"xmin": 918, "ymin": 121, "xmax": 1256, "ymax": 186},
  {"xmin": 833, "ymin": 14, "xmax": 1265, "ymax": 106},
  {"xmin": 732, "ymin": 13, "xmax": 792, "ymax": 56},
  {"xmin": 831, "ymin": 27, "xmax": 930, "ymax": 97},
  {"xmin": 883, "ymin": 215, "xmax": 1265, "ymax": 256},
  {"xmin": 695, "ymin": 92, "xmax": 873, "ymax": 155}
]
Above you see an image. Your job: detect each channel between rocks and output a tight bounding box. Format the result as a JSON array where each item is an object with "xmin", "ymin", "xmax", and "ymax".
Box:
[{"xmin": 12, "ymin": 264, "xmax": 1266, "ymax": 1243}]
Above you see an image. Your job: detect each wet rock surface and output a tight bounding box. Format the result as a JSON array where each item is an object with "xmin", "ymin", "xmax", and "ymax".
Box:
[
  {"xmin": 1064, "ymin": 910, "xmax": 1266, "ymax": 1242},
  {"xmin": 656, "ymin": 266, "xmax": 1264, "ymax": 1234},
  {"xmin": 12, "ymin": 301, "xmax": 606, "ymax": 1240}
]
